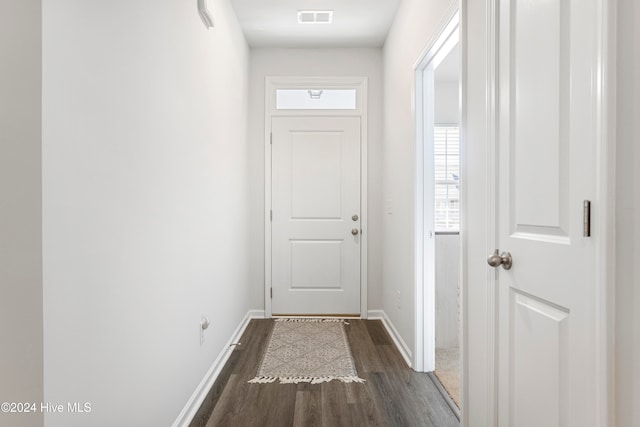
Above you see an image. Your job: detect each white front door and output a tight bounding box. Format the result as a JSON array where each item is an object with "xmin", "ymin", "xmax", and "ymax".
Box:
[
  {"xmin": 493, "ymin": 0, "xmax": 600, "ymax": 426},
  {"xmin": 271, "ymin": 116, "xmax": 361, "ymax": 315}
]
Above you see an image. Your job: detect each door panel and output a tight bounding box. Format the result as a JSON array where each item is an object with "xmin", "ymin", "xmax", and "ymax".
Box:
[
  {"xmin": 510, "ymin": 291, "xmax": 569, "ymax": 427},
  {"xmin": 510, "ymin": 0, "xmax": 570, "ymax": 239},
  {"xmin": 497, "ymin": 0, "xmax": 598, "ymax": 426},
  {"xmin": 290, "ymin": 135, "xmax": 342, "ymax": 219},
  {"xmin": 271, "ymin": 116, "xmax": 361, "ymax": 315},
  {"xmin": 290, "ymin": 240, "xmax": 343, "ymax": 289}
]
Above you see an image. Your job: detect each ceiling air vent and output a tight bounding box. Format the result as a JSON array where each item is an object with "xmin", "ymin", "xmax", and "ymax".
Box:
[{"xmin": 297, "ymin": 10, "xmax": 334, "ymax": 24}]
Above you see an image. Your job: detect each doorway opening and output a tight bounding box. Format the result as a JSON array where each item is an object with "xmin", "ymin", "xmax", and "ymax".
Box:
[
  {"xmin": 264, "ymin": 77, "xmax": 369, "ymax": 318},
  {"xmin": 414, "ymin": 8, "xmax": 461, "ymax": 418}
]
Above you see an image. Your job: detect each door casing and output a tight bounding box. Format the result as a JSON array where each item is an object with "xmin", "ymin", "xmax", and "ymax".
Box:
[
  {"xmin": 264, "ymin": 76, "xmax": 369, "ymax": 318},
  {"xmin": 413, "ymin": 3, "xmax": 461, "ymax": 374}
]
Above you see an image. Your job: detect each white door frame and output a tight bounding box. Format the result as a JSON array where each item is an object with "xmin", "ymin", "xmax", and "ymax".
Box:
[
  {"xmin": 264, "ymin": 76, "xmax": 369, "ymax": 318},
  {"xmin": 462, "ymin": 0, "xmax": 617, "ymax": 425},
  {"xmin": 413, "ymin": 2, "xmax": 461, "ymax": 373}
]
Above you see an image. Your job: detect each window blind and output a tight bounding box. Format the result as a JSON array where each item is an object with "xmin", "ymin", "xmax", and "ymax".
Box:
[{"xmin": 434, "ymin": 126, "xmax": 460, "ymax": 232}]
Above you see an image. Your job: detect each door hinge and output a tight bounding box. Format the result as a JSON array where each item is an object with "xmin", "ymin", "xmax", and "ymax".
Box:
[
  {"xmin": 270, "ymin": 287, "xmax": 273, "ymax": 298},
  {"xmin": 583, "ymin": 200, "xmax": 591, "ymax": 237},
  {"xmin": 270, "ymin": 132, "xmax": 272, "ymax": 145},
  {"xmin": 270, "ymin": 210, "xmax": 272, "ymax": 221}
]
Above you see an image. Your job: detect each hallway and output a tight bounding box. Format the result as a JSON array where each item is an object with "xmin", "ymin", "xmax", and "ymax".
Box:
[
  {"xmin": 1, "ymin": 0, "xmax": 636, "ymax": 426},
  {"xmin": 190, "ymin": 320, "xmax": 458, "ymax": 427}
]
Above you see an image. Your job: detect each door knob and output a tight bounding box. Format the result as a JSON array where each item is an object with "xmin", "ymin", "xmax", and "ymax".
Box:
[
  {"xmin": 351, "ymin": 228, "xmax": 359, "ymax": 236},
  {"xmin": 487, "ymin": 249, "xmax": 512, "ymax": 270}
]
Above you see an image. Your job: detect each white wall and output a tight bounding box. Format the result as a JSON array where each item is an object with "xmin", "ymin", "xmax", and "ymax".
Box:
[
  {"xmin": 435, "ymin": 81, "xmax": 460, "ymax": 125},
  {"xmin": 42, "ymin": 0, "xmax": 251, "ymax": 425},
  {"xmin": 0, "ymin": 1, "xmax": 44, "ymax": 427},
  {"xmin": 435, "ymin": 234, "xmax": 460, "ymax": 349},
  {"xmin": 615, "ymin": 0, "xmax": 640, "ymax": 425},
  {"xmin": 382, "ymin": 0, "xmax": 454, "ymax": 362},
  {"xmin": 248, "ymin": 48, "xmax": 384, "ymax": 310}
]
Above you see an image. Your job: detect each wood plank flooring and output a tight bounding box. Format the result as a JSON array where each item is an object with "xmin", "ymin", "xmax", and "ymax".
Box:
[{"xmin": 189, "ymin": 319, "xmax": 459, "ymax": 427}]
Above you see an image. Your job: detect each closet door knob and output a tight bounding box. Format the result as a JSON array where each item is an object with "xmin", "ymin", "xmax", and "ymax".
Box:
[{"xmin": 487, "ymin": 249, "xmax": 512, "ymax": 270}]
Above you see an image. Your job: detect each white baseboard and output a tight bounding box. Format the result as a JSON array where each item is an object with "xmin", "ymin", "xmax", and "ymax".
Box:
[
  {"xmin": 172, "ymin": 309, "xmax": 265, "ymax": 427},
  {"xmin": 246, "ymin": 309, "xmax": 266, "ymax": 320},
  {"xmin": 367, "ymin": 310, "xmax": 413, "ymax": 368}
]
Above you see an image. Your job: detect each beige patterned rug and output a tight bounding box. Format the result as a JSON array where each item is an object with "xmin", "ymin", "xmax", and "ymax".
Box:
[{"xmin": 248, "ymin": 318, "xmax": 365, "ymax": 384}]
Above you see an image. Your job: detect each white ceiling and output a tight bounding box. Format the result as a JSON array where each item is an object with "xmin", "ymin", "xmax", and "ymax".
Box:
[{"xmin": 230, "ymin": 0, "xmax": 402, "ymax": 48}]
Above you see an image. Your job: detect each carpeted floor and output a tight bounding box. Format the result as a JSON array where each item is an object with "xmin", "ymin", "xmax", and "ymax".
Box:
[{"xmin": 435, "ymin": 346, "xmax": 460, "ymax": 407}]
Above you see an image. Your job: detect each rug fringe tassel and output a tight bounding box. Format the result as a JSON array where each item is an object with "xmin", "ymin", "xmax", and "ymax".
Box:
[
  {"xmin": 274, "ymin": 318, "xmax": 347, "ymax": 323},
  {"xmin": 248, "ymin": 375, "xmax": 365, "ymax": 385},
  {"xmin": 247, "ymin": 376, "xmax": 278, "ymax": 384}
]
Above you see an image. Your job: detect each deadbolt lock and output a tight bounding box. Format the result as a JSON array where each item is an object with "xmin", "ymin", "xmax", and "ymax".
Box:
[{"xmin": 352, "ymin": 214, "xmax": 359, "ymax": 221}]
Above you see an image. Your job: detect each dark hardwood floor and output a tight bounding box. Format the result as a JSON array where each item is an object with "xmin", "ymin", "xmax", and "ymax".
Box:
[{"xmin": 189, "ymin": 319, "xmax": 459, "ymax": 427}]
